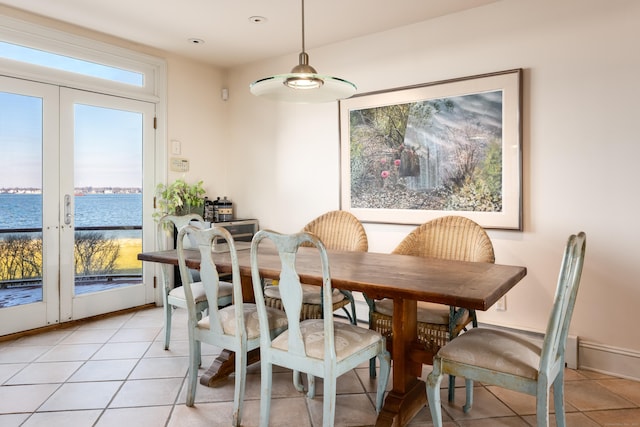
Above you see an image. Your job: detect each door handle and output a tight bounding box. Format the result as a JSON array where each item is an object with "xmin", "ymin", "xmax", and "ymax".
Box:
[{"xmin": 64, "ymin": 194, "xmax": 72, "ymax": 225}]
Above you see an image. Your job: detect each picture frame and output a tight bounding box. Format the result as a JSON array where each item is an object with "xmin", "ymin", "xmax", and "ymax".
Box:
[{"xmin": 339, "ymin": 69, "xmax": 523, "ymax": 230}]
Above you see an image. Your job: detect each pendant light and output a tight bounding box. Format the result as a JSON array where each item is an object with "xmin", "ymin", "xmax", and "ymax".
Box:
[{"xmin": 249, "ymin": 0, "xmax": 356, "ymax": 103}]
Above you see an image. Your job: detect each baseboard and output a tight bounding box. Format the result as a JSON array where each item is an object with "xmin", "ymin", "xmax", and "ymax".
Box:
[{"xmin": 578, "ymin": 340, "xmax": 640, "ymax": 381}]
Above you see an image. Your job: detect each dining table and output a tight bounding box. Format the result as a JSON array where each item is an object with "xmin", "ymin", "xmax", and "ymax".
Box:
[{"xmin": 138, "ymin": 245, "xmax": 526, "ymax": 427}]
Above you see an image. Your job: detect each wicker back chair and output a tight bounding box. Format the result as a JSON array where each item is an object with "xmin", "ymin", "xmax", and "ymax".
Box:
[
  {"xmin": 263, "ymin": 210, "xmax": 368, "ymax": 324},
  {"xmin": 366, "ymin": 215, "xmax": 495, "ymax": 401}
]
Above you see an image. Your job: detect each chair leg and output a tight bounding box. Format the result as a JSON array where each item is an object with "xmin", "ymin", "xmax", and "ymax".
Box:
[
  {"xmin": 462, "ymin": 378, "xmax": 474, "ymax": 413},
  {"xmin": 426, "ymin": 359, "xmax": 445, "ymax": 427},
  {"xmin": 448, "ymin": 375, "xmax": 456, "ymax": 402},
  {"xmin": 293, "ymin": 370, "xmax": 304, "ymax": 392},
  {"xmin": 306, "ymin": 373, "xmax": 316, "ymax": 399},
  {"xmin": 232, "ymin": 344, "xmax": 247, "ymax": 427},
  {"xmin": 322, "ymin": 376, "xmax": 337, "ymax": 427},
  {"xmin": 164, "ymin": 304, "xmax": 172, "ymax": 350},
  {"xmin": 259, "ymin": 361, "xmax": 273, "ymax": 427},
  {"xmin": 186, "ymin": 338, "xmax": 200, "ymax": 406},
  {"xmin": 552, "ymin": 371, "xmax": 566, "ymax": 427},
  {"xmin": 375, "ymin": 349, "xmax": 391, "ymax": 413},
  {"xmin": 369, "ymin": 357, "xmax": 377, "ymax": 378},
  {"xmin": 536, "ymin": 382, "xmax": 551, "ymax": 427}
]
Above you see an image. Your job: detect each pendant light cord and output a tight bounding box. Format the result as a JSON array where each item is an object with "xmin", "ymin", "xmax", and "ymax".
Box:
[{"xmin": 301, "ymin": 0, "xmax": 306, "ymax": 54}]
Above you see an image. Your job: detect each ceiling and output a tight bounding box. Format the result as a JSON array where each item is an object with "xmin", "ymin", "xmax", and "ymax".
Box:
[{"xmin": 2, "ymin": 0, "xmax": 498, "ymax": 68}]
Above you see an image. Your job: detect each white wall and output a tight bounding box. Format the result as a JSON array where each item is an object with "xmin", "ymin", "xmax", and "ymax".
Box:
[
  {"xmin": 224, "ymin": 0, "xmax": 640, "ymax": 377},
  {"xmin": 165, "ymin": 56, "xmax": 228, "ymax": 198}
]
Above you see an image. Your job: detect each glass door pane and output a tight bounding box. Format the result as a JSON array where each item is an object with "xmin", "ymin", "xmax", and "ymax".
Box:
[
  {"xmin": 0, "ymin": 76, "xmax": 60, "ymax": 335},
  {"xmin": 59, "ymin": 88, "xmax": 155, "ymax": 320},
  {"xmin": 72, "ymin": 104, "xmax": 144, "ymax": 296},
  {"xmin": 0, "ymin": 92, "xmax": 44, "ymax": 306}
]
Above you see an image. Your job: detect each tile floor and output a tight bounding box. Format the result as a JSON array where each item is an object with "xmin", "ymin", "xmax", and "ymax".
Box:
[{"xmin": 0, "ymin": 307, "xmax": 639, "ymax": 426}]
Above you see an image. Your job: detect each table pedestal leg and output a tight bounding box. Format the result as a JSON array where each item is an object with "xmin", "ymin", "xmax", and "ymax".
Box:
[
  {"xmin": 375, "ymin": 298, "xmax": 426, "ymax": 427},
  {"xmin": 199, "ymin": 348, "xmax": 260, "ymax": 387}
]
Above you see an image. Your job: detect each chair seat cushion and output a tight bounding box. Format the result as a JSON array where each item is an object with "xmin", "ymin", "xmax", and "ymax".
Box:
[
  {"xmin": 169, "ymin": 281, "xmax": 233, "ymax": 304},
  {"xmin": 374, "ymin": 298, "xmax": 469, "ymax": 326},
  {"xmin": 438, "ymin": 328, "xmax": 541, "ymax": 380},
  {"xmin": 198, "ymin": 303, "xmax": 288, "ymax": 339},
  {"xmin": 264, "ymin": 284, "xmax": 345, "ymax": 305},
  {"xmin": 271, "ymin": 319, "xmax": 382, "ymax": 361}
]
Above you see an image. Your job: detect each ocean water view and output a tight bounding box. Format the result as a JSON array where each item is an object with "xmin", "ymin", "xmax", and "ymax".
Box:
[
  {"xmin": 0, "ymin": 193, "xmax": 144, "ymax": 307},
  {"xmin": 0, "ymin": 193, "xmax": 142, "ymax": 230}
]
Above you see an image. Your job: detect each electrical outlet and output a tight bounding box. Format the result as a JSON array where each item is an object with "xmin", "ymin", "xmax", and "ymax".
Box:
[{"xmin": 496, "ymin": 296, "xmax": 507, "ymax": 311}]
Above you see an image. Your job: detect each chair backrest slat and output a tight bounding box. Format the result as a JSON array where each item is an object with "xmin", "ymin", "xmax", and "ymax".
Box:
[
  {"xmin": 539, "ymin": 232, "xmax": 586, "ymax": 375},
  {"xmin": 177, "ymin": 225, "xmax": 244, "ymax": 337},
  {"xmin": 251, "ymin": 230, "xmax": 336, "ymax": 360}
]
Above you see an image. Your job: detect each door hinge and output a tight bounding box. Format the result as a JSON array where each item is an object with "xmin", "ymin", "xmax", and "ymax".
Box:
[
  {"xmin": 153, "ymin": 276, "xmax": 157, "ymax": 289},
  {"xmin": 153, "ymin": 116, "xmax": 157, "ymax": 129},
  {"xmin": 153, "ymin": 196, "xmax": 157, "ymax": 209}
]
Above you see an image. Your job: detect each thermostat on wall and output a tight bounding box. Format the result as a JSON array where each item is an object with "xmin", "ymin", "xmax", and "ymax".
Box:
[{"xmin": 170, "ymin": 157, "xmax": 189, "ymax": 172}]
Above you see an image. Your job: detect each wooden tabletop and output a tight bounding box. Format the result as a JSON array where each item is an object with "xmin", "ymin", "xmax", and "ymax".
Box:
[{"xmin": 138, "ymin": 246, "xmax": 526, "ymax": 311}]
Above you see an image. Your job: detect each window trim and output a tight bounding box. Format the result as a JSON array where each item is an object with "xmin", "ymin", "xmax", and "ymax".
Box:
[{"xmin": 0, "ymin": 14, "xmax": 165, "ymax": 103}]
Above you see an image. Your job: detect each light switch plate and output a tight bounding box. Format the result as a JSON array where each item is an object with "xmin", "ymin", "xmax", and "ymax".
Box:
[
  {"xmin": 171, "ymin": 140, "xmax": 181, "ymax": 155},
  {"xmin": 170, "ymin": 157, "xmax": 189, "ymax": 172}
]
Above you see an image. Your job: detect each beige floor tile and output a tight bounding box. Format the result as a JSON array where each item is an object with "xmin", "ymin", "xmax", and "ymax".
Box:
[
  {"xmin": 456, "ymin": 416, "xmax": 530, "ymax": 426},
  {"xmin": 168, "ymin": 401, "xmax": 236, "ymax": 427},
  {"xmin": 76, "ymin": 315, "xmax": 131, "ymax": 330},
  {"xmin": 145, "ymin": 338, "xmax": 191, "ymax": 357},
  {"xmin": 67, "ymin": 359, "xmax": 138, "ymax": 382},
  {"xmin": 485, "ymin": 385, "xmax": 578, "ymax": 416},
  {"xmin": 12, "ymin": 330, "xmax": 73, "ymax": 346},
  {"xmin": 584, "ymin": 407, "xmax": 640, "ymax": 426},
  {"xmin": 109, "ymin": 377, "xmax": 183, "ymax": 407},
  {"xmin": 307, "ymin": 392, "xmax": 378, "ymax": 426},
  {"xmin": 0, "ymin": 345, "xmax": 53, "ymax": 363},
  {"xmin": 522, "ymin": 411, "xmax": 601, "ymax": 427},
  {"xmin": 38, "ymin": 381, "xmax": 122, "ymax": 411},
  {"xmin": 22, "ymin": 409, "xmax": 102, "ymax": 427},
  {"xmin": 129, "ymin": 355, "xmax": 189, "ymax": 379},
  {"xmin": 440, "ymin": 387, "xmax": 516, "ymax": 421},
  {"xmin": 5, "ymin": 361, "xmax": 83, "ymax": 385},
  {"xmin": 90, "ymin": 341, "xmax": 152, "ymax": 360},
  {"xmin": 59, "ymin": 328, "xmax": 116, "ymax": 344},
  {"xmin": 0, "ymin": 383, "xmax": 59, "ymax": 413},
  {"xmin": 564, "ymin": 380, "xmax": 636, "ymax": 411},
  {"xmin": 596, "ymin": 377, "xmax": 640, "ymax": 405},
  {"xmin": 109, "ymin": 327, "xmax": 162, "ymax": 342},
  {"xmin": 36, "ymin": 343, "xmax": 101, "ymax": 362},
  {"xmin": 0, "ymin": 363, "xmax": 26, "ymax": 384},
  {"xmin": 0, "ymin": 413, "xmax": 30, "ymax": 426},
  {"xmin": 95, "ymin": 405, "xmax": 173, "ymax": 427}
]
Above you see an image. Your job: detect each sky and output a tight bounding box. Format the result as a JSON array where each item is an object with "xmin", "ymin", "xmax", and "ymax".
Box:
[{"xmin": 0, "ymin": 42, "xmax": 144, "ymax": 189}]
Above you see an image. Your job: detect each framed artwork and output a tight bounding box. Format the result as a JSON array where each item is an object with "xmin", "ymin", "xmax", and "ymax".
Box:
[{"xmin": 339, "ymin": 69, "xmax": 523, "ymax": 230}]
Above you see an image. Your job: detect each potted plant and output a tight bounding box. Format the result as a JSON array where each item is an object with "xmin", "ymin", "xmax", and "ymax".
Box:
[{"xmin": 153, "ymin": 178, "xmax": 206, "ymax": 221}]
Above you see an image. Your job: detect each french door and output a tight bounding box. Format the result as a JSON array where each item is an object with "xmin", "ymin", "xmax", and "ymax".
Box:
[{"xmin": 0, "ymin": 76, "xmax": 156, "ymax": 335}]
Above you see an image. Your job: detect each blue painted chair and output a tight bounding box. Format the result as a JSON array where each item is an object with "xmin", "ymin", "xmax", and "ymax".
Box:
[
  {"xmin": 176, "ymin": 225, "xmax": 288, "ymax": 427},
  {"xmin": 250, "ymin": 230, "xmax": 390, "ymax": 427},
  {"xmin": 157, "ymin": 214, "xmax": 227, "ymax": 350},
  {"xmin": 426, "ymin": 232, "xmax": 586, "ymax": 427}
]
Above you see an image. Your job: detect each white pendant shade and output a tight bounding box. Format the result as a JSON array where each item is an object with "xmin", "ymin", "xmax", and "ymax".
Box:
[
  {"xmin": 250, "ymin": 73, "xmax": 356, "ymax": 103},
  {"xmin": 249, "ymin": 0, "xmax": 356, "ymax": 103}
]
